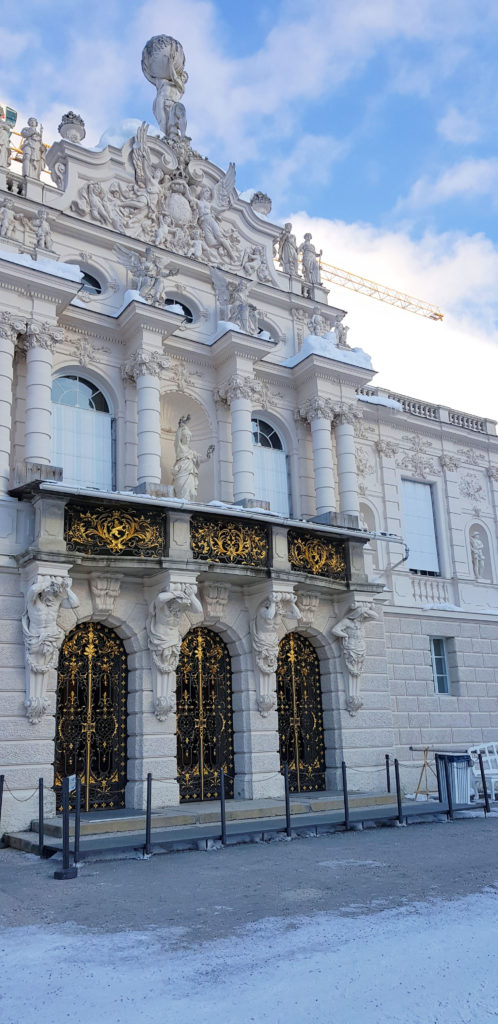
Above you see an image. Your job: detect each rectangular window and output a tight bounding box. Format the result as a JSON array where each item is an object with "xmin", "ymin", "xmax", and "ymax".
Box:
[
  {"xmin": 401, "ymin": 479, "xmax": 440, "ymax": 574},
  {"xmin": 431, "ymin": 637, "xmax": 451, "ymax": 694}
]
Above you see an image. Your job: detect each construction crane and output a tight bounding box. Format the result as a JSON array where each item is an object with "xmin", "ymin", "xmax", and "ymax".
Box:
[{"xmin": 318, "ymin": 259, "xmax": 444, "ymax": 321}]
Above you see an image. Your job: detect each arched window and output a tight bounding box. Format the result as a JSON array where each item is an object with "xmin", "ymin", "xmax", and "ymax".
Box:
[
  {"xmin": 251, "ymin": 418, "xmax": 291, "ymax": 516},
  {"xmin": 51, "ymin": 375, "xmax": 114, "ymax": 490}
]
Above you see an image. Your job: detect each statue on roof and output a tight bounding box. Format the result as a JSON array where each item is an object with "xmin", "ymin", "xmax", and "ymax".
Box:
[
  {"xmin": 20, "ymin": 117, "xmax": 45, "ymax": 179},
  {"xmin": 141, "ymin": 35, "xmax": 189, "ymax": 139}
]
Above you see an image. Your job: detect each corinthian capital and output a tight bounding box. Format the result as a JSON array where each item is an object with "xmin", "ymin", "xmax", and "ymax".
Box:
[
  {"xmin": 299, "ymin": 396, "xmax": 335, "ymax": 423},
  {"xmin": 0, "ymin": 311, "xmax": 27, "ymax": 345},
  {"xmin": 215, "ymin": 373, "xmax": 263, "ymax": 405},
  {"xmin": 23, "ymin": 319, "xmax": 64, "ymax": 352},
  {"xmin": 333, "ymin": 403, "xmax": 362, "ymax": 426},
  {"xmin": 122, "ymin": 347, "xmax": 169, "ymax": 382}
]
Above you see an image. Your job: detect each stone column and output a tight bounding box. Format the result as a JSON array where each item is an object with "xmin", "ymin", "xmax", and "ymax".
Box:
[
  {"xmin": 300, "ymin": 397, "xmax": 336, "ymax": 516},
  {"xmin": 334, "ymin": 406, "xmax": 360, "ymax": 517},
  {"xmin": 0, "ymin": 312, "xmax": 25, "ymax": 495},
  {"xmin": 216, "ymin": 374, "xmax": 262, "ymax": 504},
  {"xmin": 24, "ymin": 320, "xmax": 63, "ymax": 467},
  {"xmin": 124, "ymin": 349, "xmax": 167, "ymax": 489}
]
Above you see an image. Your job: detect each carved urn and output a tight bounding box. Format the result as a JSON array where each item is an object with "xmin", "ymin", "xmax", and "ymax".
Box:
[{"xmin": 58, "ymin": 111, "xmax": 86, "ymax": 143}]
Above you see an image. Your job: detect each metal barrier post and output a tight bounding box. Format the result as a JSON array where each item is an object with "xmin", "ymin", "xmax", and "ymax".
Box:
[
  {"xmin": 342, "ymin": 761, "xmax": 350, "ymax": 830},
  {"xmin": 385, "ymin": 754, "xmax": 391, "ymax": 793},
  {"xmin": 74, "ymin": 777, "xmax": 81, "ymax": 864},
  {"xmin": 284, "ymin": 763, "xmax": 292, "ymax": 837},
  {"xmin": 144, "ymin": 772, "xmax": 152, "ymax": 856},
  {"xmin": 443, "ymin": 756, "xmax": 454, "ymax": 820},
  {"xmin": 435, "ymin": 754, "xmax": 443, "ymax": 803},
  {"xmin": 38, "ymin": 778, "xmax": 44, "ymax": 859},
  {"xmin": 478, "ymin": 752, "xmax": 491, "ymax": 815},
  {"xmin": 54, "ymin": 777, "xmax": 77, "ymax": 880},
  {"xmin": 220, "ymin": 769, "xmax": 227, "ymax": 846},
  {"xmin": 0, "ymin": 774, "xmax": 4, "ymax": 826},
  {"xmin": 394, "ymin": 758, "xmax": 403, "ymax": 825}
]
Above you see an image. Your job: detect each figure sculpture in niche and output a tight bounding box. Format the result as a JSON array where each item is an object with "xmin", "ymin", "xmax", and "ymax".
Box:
[
  {"xmin": 33, "ymin": 209, "xmax": 53, "ymax": 250},
  {"xmin": 20, "ymin": 118, "xmax": 45, "ymax": 179},
  {"xmin": 172, "ymin": 414, "xmax": 214, "ymax": 501},
  {"xmin": 22, "ymin": 575, "xmax": 79, "ymax": 724},
  {"xmin": 0, "ymin": 120, "xmax": 11, "ymax": 169},
  {"xmin": 470, "ymin": 530, "xmax": 485, "ymax": 579},
  {"xmin": 0, "ymin": 198, "xmax": 16, "ymax": 239},
  {"xmin": 332, "ymin": 603, "xmax": 378, "ymax": 716},
  {"xmin": 298, "ymin": 232, "xmax": 322, "ymax": 286},
  {"xmin": 276, "ymin": 223, "xmax": 299, "ymax": 276}
]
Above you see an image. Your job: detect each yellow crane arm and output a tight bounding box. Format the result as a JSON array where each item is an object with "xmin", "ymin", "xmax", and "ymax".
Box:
[{"xmin": 319, "ymin": 259, "xmax": 443, "ymax": 321}]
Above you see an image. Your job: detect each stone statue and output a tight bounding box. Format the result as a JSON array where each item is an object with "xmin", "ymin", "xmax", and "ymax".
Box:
[
  {"xmin": 22, "ymin": 575, "xmax": 79, "ymax": 724},
  {"xmin": 211, "ymin": 268, "xmax": 259, "ymax": 334},
  {"xmin": 172, "ymin": 414, "xmax": 214, "ymax": 501},
  {"xmin": 298, "ymin": 232, "xmax": 322, "ymax": 286},
  {"xmin": 33, "ymin": 209, "xmax": 53, "ymax": 250},
  {"xmin": 20, "ymin": 117, "xmax": 45, "ymax": 178},
  {"xmin": 0, "ymin": 198, "xmax": 16, "ymax": 239},
  {"xmin": 276, "ymin": 222, "xmax": 299, "ymax": 276},
  {"xmin": 331, "ymin": 603, "xmax": 378, "ymax": 716},
  {"xmin": 146, "ymin": 582, "xmax": 202, "ymax": 719},
  {"xmin": 195, "ymin": 165, "xmax": 236, "ymax": 258},
  {"xmin": 0, "ymin": 120, "xmax": 11, "ymax": 169},
  {"xmin": 470, "ymin": 530, "xmax": 485, "ymax": 579},
  {"xmin": 241, "ymin": 245, "xmax": 272, "ymax": 282},
  {"xmin": 252, "ymin": 592, "xmax": 301, "ymax": 716},
  {"xmin": 335, "ymin": 322, "xmax": 351, "ymax": 348},
  {"xmin": 114, "ymin": 243, "xmax": 178, "ymax": 305},
  {"xmin": 141, "ymin": 35, "xmax": 189, "ymax": 137}
]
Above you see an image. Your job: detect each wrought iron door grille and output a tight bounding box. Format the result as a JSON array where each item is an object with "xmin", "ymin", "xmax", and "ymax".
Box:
[
  {"xmin": 55, "ymin": 622, "xmax": 127, "ymax": 812},
  {"xmin": 277, "ymin": 632, "xmax": 326, "ymax": 793},
  {"xmin": 176, "ymin": 627, "xmax": 234, "ymax": 802}
]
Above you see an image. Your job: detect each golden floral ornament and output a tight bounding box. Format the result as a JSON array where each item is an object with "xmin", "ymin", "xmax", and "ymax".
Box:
[
  {"xmin": 65, "ymin": 504, "xmax": 165, "ymax": 557},
  {"xmin": 190, "ymin": 514, "xmax": 269, "ymax": 567},
  {"xmin": 288, "ymin": 529, "xmax": 346, "ymax": 579}
]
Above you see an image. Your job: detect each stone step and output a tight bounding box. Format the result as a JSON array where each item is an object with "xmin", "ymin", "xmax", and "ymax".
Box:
[{"xmin": 28, "ymin": 790, "xmax": 396, "ymax": 838}]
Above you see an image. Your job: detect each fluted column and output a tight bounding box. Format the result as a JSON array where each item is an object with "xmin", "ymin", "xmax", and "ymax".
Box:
[
  {"xmin": 0, "ymin": 312, "xmax": 25, "ymax": 494},
  {"xmin": 124, "ymin": 349, "xmax": 167, "ymax": 488},
  {"xmin": 334, "ymin": 406, "xmax": 361, "ymax": 517},
  {"xmin": 24, "ymin": 320, "xmax": 63, "ymax": 467},
  {"xmin": 217, "ymin": 374, "xmax": 262, "ymax": 504},
  {"xmin": 300, "ymin": 397, "xmax": 336, "ymax": 516}
]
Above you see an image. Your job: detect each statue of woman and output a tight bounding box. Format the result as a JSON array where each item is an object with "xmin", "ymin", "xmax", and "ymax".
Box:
[
  {"xmin": 298, "ymin": 232, "xmax": 322, "ymax": 285},
  {"xmin": 21, "ymin": 118, "xmax": 45, "ymax": 179},
  {"xmin": 172, "ymin": 414, "xmax": 214, "ymax": 501},
  {"xmin": 277, "ymin": 223, "xmax": 299, "ymax": 276}
]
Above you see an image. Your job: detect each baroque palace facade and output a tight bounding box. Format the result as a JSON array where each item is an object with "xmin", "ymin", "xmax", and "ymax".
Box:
[{"xmin": 1, "ymin": 35, "xmax": 498, "ymax": 833}]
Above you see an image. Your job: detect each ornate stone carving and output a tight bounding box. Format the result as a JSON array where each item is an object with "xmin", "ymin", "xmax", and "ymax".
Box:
[
  {"xmin": 0, "ymin": 310, "xmax": 26, "ymax": 344},
  {"xmin": 123, "ymin": 347, "xmax": 169, "ymax": 381},
  {"xmin": 291, "ymin": 306, "xmax": 308, "ymax": 346},
  {"xmin": 89, "ymin": 574, "xmax": 121, "ymax": 616},
  {"xmin": 295, "ymin": 591, "xmax": 320, "ymax": 628},
  {"xmin": 65, "ymin": 503, "xmax": 165, "ymax": 557},
  {"xmin": 439, "ymin": 454, "xmax": 460, "ymax": 472},
  {"xmin": 172, "ymin": 414, "xmax": 214, "ymax": 500},
  {"xmin": 216, "ymin": 373, "xmax": 263, "ymax": 405},
  {"xmin": 32, "ymin": 209, "xmax": 53, "ymax": 250},
  {"xmin": 141, "ymin": 35, "xmax": 189, "ymax": 137},
  {"xmin": 298, "ymin": 233, "xmax": 322, "ymax": 285},
  {"xmin": 200, "ymin": 582, "xmax": 230, "ymax": 624},
  {"xmin": 487, "ymin": 465, "xmax": 498, "ymax": 483},
  {"xmin": 334, "ymin": 403, "xmax": 362, "ymax": 426},
  {"xmin": 114, "ymin": 242, "xmax": 179, "ymax": 305},
  {"xmin": 307, "ymin": 307, "xmax": 338, "ymax": 337},
  {"xmin": 250, "ymin": 192, "xmax": 271, "ymax": 215},
  {"xmin": 252, "ymin": 591, "xmax": 301, "ymax": 716},
  {"xmin": 164, "ymin": 359, "xmax": 201, "ymax": 391},
  {"xmin": 241, "ymin": 244, "xmax": 272, "ymax": 282},
  {"xmin": 0, "ymin": 197, "xmax": 16, "ymax": 239},
  {"xmin": 356, "ymin": 446, "xmax": 375, "ymax": 494},
  {"xmin": 50, "ymin": 156, "xmax": 67, "ymax": 190},
  {"xmin": 146, "ymin": 583, "xmax": 202, "ymax": 719},
  {"xmin": 288, "ymin": 529, "xmax": 347, "ymax": 579},
  {"xmin": 299, "ymin": 396, "xmax": 335, "ymax": 423},
  {"xmin": 22, "ymin": 574, "xmax": 79, "ymax": 724},
  {"xmin": 459, "ymin": 472, "xmax": 486, "ymax": 513},
  {"xmin": 458, "ymin": 447, "xmax": 486, "ymax": 464},
  {"xmin": 375, "ymin": 440, "xmax": 398, "ymax": 458},
  {"xmin": 23, "ymin": 320, "xmax": 64, "ymax": 352},
  {"xmin": 190, "ymin": 513, "xmax": 269, "ymax": 567},
  {"xmin": 276, "ymin": 223, "xmax": 299, "ymax": 276},
  {"xmin": 397, "ymin": 436, "xmax": 439, "ymax": 479},
  {"xmin": 0, "ymin": 120, "xmax": 11, "ymax": 169},
  {"xmin": 20, "ymin": 118, "xmax": 45, "ymax": 178},
  {"xmin": 58, "ymin": 111, "xmax": 86, "ymax": 143},
  {"xmin": 210, "ymin": 268, "xmax": 260, "ymax": 334},
  {"xmin": 335, "ymin": 322, "xmax": 351, "ymax": 349},
  {"xmin": 71, "ymin": 336, "xmax": 109, "ymax": 366},
  {"xmin": 470, "ymin": 530, "xmax": 485, "ymax": 579},
  {"xmin": 331, "ymin": 602, "xmax": 378, "ymax": 716}
]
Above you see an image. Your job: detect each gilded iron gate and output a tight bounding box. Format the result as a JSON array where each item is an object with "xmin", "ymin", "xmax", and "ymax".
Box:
[
  {"xmin": 55, "ymin": 622, "xmax": 127, "ymax": 812},
  {"xmin": 276, "ymin": 632, "xmax": 326, "ymax": 793},
  {"xmin": 176, "ymin": 627, "xmax": 234, "ymax": 802}
]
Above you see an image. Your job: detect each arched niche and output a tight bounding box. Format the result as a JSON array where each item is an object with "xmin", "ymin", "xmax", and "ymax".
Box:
[
  {"xmin": 359, "ymin": 501, "xmax": 379, "ymax": 569},
  {"xmin": 468, "ymin": 522, "xmax": 493, "ymax": 582},
  {"xmin": 161, "ymin": 391, "xmax": 215, "ymax": 503}
]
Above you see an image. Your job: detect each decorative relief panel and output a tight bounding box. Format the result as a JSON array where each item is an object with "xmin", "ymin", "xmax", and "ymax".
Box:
[
  {"xmin": 288, "ymin": 529, "xmax": 347, "ymax": 580},
  {"xmin": 190, "ymin": 513, "xmax": 269, "ymax": 567},
  {"xmin": 65, "ymin": 504, "xmax": 166, "ymax": 557}
]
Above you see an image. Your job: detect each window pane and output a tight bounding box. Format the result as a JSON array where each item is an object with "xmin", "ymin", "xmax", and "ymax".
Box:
[
  {"xmin": 431, "ymin": 638, "xmax": 450, "ymax": 694},
  {"xmin": 402, "ymin": 480, "xmax": 439, "ymax": 573},
  {"xmin": 52, "ymin": 403, "xmax": 113, "ymax": 490}
]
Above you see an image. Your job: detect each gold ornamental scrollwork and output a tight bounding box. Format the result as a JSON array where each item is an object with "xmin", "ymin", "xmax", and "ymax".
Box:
[
  {"xmin": 288, "ymin": 528, "xmax": 346, "ymax": 579},
  {"xmin": 65, "ymin": 504, "xmax": 166, "ymax": 557},
  {"xmin": 190, "ymin": 514, "xmax": 269, "ymax": 567}
]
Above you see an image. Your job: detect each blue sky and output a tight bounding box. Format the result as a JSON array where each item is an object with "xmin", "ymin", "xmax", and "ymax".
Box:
[{"xmin": 4, "ymin": 0, "xmax": 498, "ymax": 417}]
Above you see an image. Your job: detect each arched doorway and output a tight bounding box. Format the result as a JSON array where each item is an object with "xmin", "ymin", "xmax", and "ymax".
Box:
[
  {"xmin": 276, "ymin": 632, "xmax": 326, "ymax": 793},
  {"xmin": 176, "ymin": 627, "xmax": 234, "ymax": 802},
  {"xmin": 55, "ymin": 622, "xmax": 128, "ymax": 812}
]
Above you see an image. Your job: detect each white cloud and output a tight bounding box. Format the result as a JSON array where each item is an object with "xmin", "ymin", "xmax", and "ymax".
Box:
[
  {"xmin": 289, "ymin": 212, "xmax": 498, "ymax": 420},
  {"xmin": 437, "ymin": 106, "xmax": 481, "ymax": 144},
  {"xmin": 397, "ymin": 158, "xmax": 498, "ymax": 210}
]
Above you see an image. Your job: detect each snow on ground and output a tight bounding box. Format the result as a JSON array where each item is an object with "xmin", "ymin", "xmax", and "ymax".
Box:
[{"xmin": 2, "ymin": 890, "xmax": 498, "ymax": 1024}]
